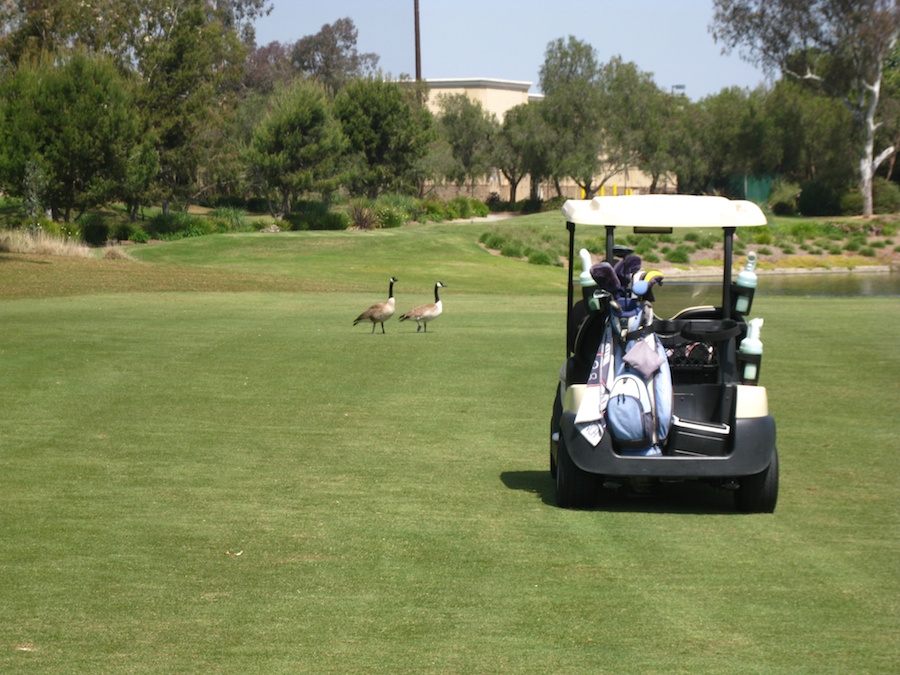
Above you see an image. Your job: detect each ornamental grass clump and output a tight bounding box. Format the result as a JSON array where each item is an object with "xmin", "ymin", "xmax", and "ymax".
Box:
[{"xmin": 0, "ymin": 227, "xmax": 92, "ymax": 257}]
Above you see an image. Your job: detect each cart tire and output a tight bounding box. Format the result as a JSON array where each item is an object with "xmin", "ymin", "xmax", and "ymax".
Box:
[
  {"xmin": 735, "ymin": 448, "xmax": 779, "ymax": 513},
  {"xmin": 550, "ymin": 386, "xmax": 563, "ymax": 478},
  {"xmin": 555, "ymin": 432, "xmax": 596, "ymax": 509}
]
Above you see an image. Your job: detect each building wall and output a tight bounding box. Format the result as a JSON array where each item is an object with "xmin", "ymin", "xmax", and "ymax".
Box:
[{"xmin": 422, "ymin": 78, "xmax": 668, "ymax": 202}]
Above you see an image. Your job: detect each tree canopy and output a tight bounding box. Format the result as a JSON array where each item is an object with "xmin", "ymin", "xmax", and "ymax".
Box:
[{"xmin": 711, "ymin": 0, "xmax": 900, "ymax": 216}]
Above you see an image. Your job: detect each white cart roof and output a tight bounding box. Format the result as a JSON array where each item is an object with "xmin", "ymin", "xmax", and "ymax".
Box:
[{"xmin": 562, "ymin": 195, "xmax": 767, "ymax": 228}]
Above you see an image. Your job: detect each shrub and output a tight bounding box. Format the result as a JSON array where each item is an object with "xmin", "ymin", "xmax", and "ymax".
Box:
[
  {"xmin": 873, "ymin": 177, "xmax": 900, "ymax": 214},
  {"xmin": 699, "ymin": 235, "xmax": 718, "ymax": 249},
  {"xmin": 480, "ymin": 232, "xmax": 505, "ymax": 250},
  {"xmin": 758, "ymin": 247, "xmax": 773, "ymax": 256},
  {"xmin": 374, "ymin": 204, "xmax": 405, "ymax": 229},
  {"xmin": 840, "ymin": 191, "xmax": 863, "ymax": 216},
  {"xmin": 749, "ymin": 225, "xmax": 773, "ymax": 245},
  {"xmin": 284, "ymin": 200, "xmax": 330, "ymax": 231},
  {"xmin": 212, "ymin": 207, "xmax": 248, "ymax": 231},
  {"xmin": 634, "ymin": 238, "xmax": 656, "ymax": 255},
  {"xmin": 348, "ymin": 201, "xmax": 377, "ymax": 230},
  {"xmin": 860, "ymin": 247, "xmax": 876, "ymax": 257},
  {"xmin": 500, "ymin": 241, "xmax": 524, "ymax": 258},
  {"xmin": 528, "ymin": 250, "xmax": 554, "ymax": 266},
  {"xmin": 147, "ymin": 211, "xmax": 197, "ymax": 237},
  {"xmin": 378, "ymin": 193, "xmax": 422, "ymax": 222},
  {"xmin": 643, "ymin": 252, "xmax": 660, "ymax": 263},
  {"xmin": 799, "ymin": 178, "xmax": 845, "ymax": 216},
  {"xmin": 245, "ymin": 197, "xmax": 268, "ymax": 213},
  {"xmin": 422, "ymin": 200, "xmax": 448, "ymax": 222},
  {"xmin": 768, "ymin": 180, "xmax": 801, "ymax": 216},
  {"xmin": 130, "ymin": 228, "xmax": 150, "ymax": 244},
  {"xmin": 447, "ymin": 196, "xmax": 473, "ymax": 219},
  {"xmin": 310, "ymin": 210, "xmax": 349, "ymax": 231},
  {"xmin": 540, "ymin": 196, "xmax": 566, "ymax": 212},
  {"xmin": 79, "ymin": 213, "xmax": 109, "ymax": 246},
  {"xmin": 664, "ymin": 246, "xmax": 691, "ymax": 264}
]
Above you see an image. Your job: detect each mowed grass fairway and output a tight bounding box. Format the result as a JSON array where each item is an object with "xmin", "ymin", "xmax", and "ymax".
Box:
[{"xmin": 1, "ymin": 218, "xmax": 898, "ymax": 673}]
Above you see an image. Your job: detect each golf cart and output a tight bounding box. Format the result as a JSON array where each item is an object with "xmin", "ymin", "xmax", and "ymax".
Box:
[{"xmin": 550, "ymin": 195, "xmax": 778, "ymax": 512}]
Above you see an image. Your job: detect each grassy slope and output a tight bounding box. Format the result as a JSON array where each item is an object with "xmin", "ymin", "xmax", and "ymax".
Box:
[{"xmin": 0, "ymin": 219, "xmax": 897, "ymax": 673}]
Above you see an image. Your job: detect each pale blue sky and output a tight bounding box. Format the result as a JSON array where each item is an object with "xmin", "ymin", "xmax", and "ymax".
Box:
[{"xmin": 253, "ymin": 0, "xmax": 770, "ymax": 100}]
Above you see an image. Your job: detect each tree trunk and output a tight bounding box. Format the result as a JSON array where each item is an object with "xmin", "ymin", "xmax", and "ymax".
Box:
[{"xmin": 859, "ymin": 57, "xmax": 895, "ymax": 218}]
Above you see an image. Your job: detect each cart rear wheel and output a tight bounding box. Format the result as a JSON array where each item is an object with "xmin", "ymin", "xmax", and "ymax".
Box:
[
  {"xmin": 735, "ymin": 448, "xmax": 779, "ymax": 513},
  {"xmin": 550, "ymin": 386, "xmax": 563, "ymax": 478},
  {"xmin": 555, "ymin": 433, "xmax": 596, "ymax": 509}
]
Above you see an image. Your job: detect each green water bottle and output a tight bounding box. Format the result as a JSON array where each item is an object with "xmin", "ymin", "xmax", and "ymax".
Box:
[
  {"xmin": 739, "ymin": 317, "xmax": 764, "ymax": 382},
  {"xmin": 734, "ymin": 251, "xmax": 758, "ymax": 314}
]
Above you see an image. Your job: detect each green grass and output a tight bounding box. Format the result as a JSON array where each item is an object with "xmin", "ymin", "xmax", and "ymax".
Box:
[{"xmin": 1, "ymin": 220, "xmax": 898, "ymax": 673}]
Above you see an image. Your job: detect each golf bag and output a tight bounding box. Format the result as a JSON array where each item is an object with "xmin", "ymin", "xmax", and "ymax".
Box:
[{"xmin": 575, "ymin": 255, "xmax": 673, "ymax": 455}]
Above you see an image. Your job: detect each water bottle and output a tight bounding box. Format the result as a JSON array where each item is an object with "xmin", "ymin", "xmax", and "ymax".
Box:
[
  {"xmin": 739, "ymin": 317, "xmax": 764, "ymax": 382},
  {"xmin": 734, "ymin": 251, "xmax": 758, "ymax": 314}
]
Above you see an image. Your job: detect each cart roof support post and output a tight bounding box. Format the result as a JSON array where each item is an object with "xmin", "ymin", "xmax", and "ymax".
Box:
[
  {"xmin": 722, "ymin": 226, "xmax": 735, "ymax": 319},
  {"xmin": 566, "ymin": 220, "xmax": 576, "ymax": 358}
]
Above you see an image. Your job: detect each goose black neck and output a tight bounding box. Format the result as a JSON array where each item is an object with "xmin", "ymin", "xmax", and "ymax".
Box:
[
  {"xmin": 434, "ymin": 284, "xmax": 441, "ymax": 302},
  {"xmin": 388, "ymin": 280, "xmax": 395, "ymax": 298}
]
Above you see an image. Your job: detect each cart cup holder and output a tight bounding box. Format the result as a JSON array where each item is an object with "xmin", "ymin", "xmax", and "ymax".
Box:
[
  {"xmin": 730, "ymin": 282, "xmax": 756, "ymax": 316},
  {"xmin": 737, "ymin": 350, "xmax": 762, "ymax": 384}
]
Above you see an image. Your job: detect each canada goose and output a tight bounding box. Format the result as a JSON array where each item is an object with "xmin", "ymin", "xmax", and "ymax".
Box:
[
  {"xmin": 399, "ymin": 281, "xmax": 446, "ymax": 332},
  {"xmin": 353, "ymin": 277, "xmax": 398, "ymax": 334}
]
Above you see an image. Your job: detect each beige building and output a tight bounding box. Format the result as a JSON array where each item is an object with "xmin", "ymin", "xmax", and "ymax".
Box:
[{"xmin": 422, "ymin": 78, "xmax": 663, "ymax": 201}]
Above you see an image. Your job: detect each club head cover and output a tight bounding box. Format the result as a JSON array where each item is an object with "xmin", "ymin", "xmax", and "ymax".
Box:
[
  {"xmin": 589, "ymin": 262, "xmax": 621, "ymax": 294},
  {"xmin": 615, "ymin": 255, "xmax": 643, "ymax": 288}
]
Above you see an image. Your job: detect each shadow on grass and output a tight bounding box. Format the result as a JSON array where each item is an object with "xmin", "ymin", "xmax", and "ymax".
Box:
[{"xmin": 500, "ymin": 470, "xmax": 740, "ymax": 515}]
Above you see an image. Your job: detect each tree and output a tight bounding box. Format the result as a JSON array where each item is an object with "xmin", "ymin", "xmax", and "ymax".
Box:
[
  {"xmin": 516, "ymin": 100, "xmax": 557, "ymax": 200},
  {"xmin": 436, "ymin": 93, "xmax": 498, "ymax": 193},
  {"xmin": 0, "ymin": 0, "xmax": 269, "ymax": 69},
  {"xmin": 766, "ymin": 80, "xmax": 856, "ymax": 184},
  {"xmin": 879, "ymin": 41, "xmax": 900, "ymax": 180},
  {"xmin": 667, "ymin": 100, "xmax": 712, "ymax": 194},
  {"xmin": 539, "ymin": 38, "xmax": 658, "ymax": 198},
  {"xmin": 711, "ymin": 0, "xmax": 900, "ymax": 216},
  {"xmin": 244, "ymin": 81, "xmax": 347, "ymax": 218},
  {"xmin": 0, "ymin": 0, "xmax": 263, "ymax": 213},
  {"xmin": 132, "ymin": 0, "xmax": 249, "ymax": 212},
  {"xmin": 333, "ymin": 78, "xmax": 434, "ymax": 198},
  {"xmin": 0, "ymin": 51, "xmax": 139, "ymax": 221},
  {"xmin": 243, "ymin": 41, "xmax": 295, "ymax": 94},
  {"xmin": 493, "ymin": 104, "xmax": 533, "ymax": 203},
  {"xmin": 633, "ymin": 87, "xmax": 680, "ymax": 193},
  {"xmin": 538, "ymin": 36, "xmax": 604, "ymax": 197},
  {"xmin": 291, "ymin": 18, "xmax": 379, "ymax": 93}
]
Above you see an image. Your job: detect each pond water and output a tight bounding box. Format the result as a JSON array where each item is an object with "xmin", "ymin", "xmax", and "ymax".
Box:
[{"xmin": 651, "ymin": 271, "xmax": 898, "ymax": 318}]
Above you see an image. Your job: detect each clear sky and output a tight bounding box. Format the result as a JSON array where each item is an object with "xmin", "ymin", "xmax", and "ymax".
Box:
[{"xmin": 252, "ymin": 0, "xmax": 770, "ymax": 100}]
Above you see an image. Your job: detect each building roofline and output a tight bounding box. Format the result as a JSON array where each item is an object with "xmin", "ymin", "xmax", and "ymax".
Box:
[{"xmin": 424, "ymin": 77, "xmax": 533, "ymax": 92}]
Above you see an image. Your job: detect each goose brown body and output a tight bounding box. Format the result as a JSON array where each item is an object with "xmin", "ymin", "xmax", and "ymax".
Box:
[
  {"xmin": 354, "ymin": 277, "xmax": 397, "ymax": 333},
  {"xmin": 399, "ymin": 282, "xmax": 445, "ymax": 332}
]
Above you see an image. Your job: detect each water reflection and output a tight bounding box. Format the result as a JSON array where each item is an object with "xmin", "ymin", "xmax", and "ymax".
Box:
[{"xmin": 652, "ymin": 271, "xmax": 898, "ymax": 319}]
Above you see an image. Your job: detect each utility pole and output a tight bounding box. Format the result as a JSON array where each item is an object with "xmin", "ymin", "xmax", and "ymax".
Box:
[{"xmin": 414, "ymin": 0, "xmax": 421, "ymax": 81}]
